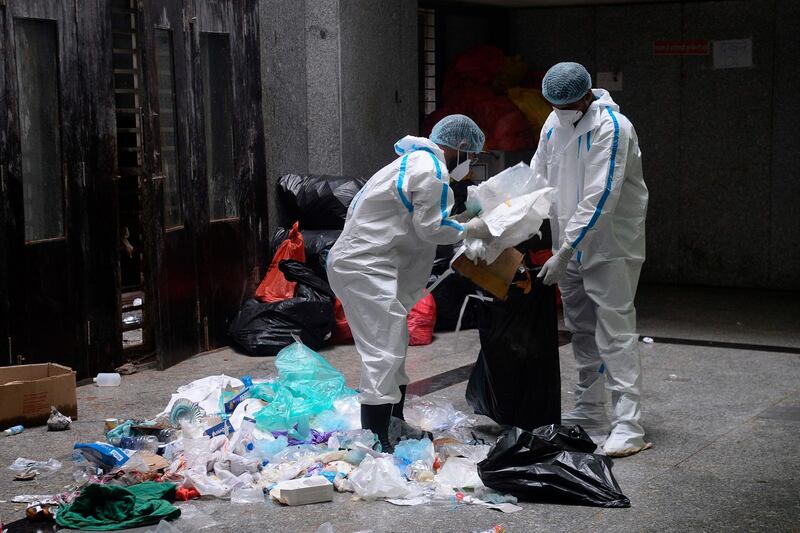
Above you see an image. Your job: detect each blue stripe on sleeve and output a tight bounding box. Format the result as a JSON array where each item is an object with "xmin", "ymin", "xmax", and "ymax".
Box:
[{"xmin": 396, "ymin": 155, "xmax": 413, "ymax": 212}]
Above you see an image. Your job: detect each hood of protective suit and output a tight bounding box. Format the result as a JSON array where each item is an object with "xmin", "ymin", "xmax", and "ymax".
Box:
[
  {"xmin": 393, "ymin": 136, "xmax": 447, "ymax": 167},
  {"xmin": 579, "ymin": 89, "xmax": 618, "ymax": 130}
]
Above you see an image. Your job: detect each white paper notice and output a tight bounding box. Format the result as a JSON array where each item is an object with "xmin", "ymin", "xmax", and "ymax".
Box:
[{"xmin": 713, "ymin": 39, "xmax": 753, "ymax": 69}]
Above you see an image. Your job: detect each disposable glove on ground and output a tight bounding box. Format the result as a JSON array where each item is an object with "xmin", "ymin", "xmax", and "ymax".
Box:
[
  {"xmin": 463, "ymin": 218, "xmax": 492, "ymax": 240},
  {"xmin": 538, "ymin": 243, "xmax": 574, "ymax": 285}
]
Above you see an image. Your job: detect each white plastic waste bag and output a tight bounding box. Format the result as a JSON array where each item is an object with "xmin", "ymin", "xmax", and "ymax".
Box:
[
  {"xmin": 348, "ymin": 456, "xmax": 412, "ymax": 499},
  {"xmin": 462, "ymin": 162, "xmax": 553, "ymax": 263},
  {"xmin": 435, "ymin": 456, "xmax": 484, "ymax": 489}
]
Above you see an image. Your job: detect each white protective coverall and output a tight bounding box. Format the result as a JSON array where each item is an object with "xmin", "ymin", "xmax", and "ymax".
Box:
[
  {"xmin": 328, "ymin": 136, "xmax": 465, "ymax": 405},
  {"xmin": 531, "ymin": 89, "xmax": 650, "ymax": 455}
]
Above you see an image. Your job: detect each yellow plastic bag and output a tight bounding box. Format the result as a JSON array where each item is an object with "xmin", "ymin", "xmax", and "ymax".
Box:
[{"xmin": 507, "ymin": 87, "xmax": 551, "ymax": 132}]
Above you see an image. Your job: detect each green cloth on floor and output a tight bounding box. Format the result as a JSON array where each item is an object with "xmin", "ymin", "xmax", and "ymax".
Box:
[{"xmin": 56, "ymin": 481, "xmax": 180, "ymax": 531}]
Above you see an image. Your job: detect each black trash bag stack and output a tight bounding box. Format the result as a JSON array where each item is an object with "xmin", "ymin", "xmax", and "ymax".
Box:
[
  {"xmin": 271, "ymin": 227, "xmax": 341, "ymax": 282},
  {"xmin": 279, "ymin": 174, "xmax": 367, "ymax": 230},
  {"xmin": 466, "ymin": 274, "xmax": 560, "ymax": 429},
  {"xmin": 478, "ymin": 425, "xmax": 631, "ymax": 508},
  {"xmin": 228, "ymin": 260, "xmax": 335, "ymax": 356}
]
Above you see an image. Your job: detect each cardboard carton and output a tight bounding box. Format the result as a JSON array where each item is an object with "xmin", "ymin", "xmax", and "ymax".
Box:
[
  {"xmin": 0, "ymin": 363, "xmax": 78, "ymax": 429},
  {"xmin": 452, "ymin": 248, "xmax": 524, "ymax": 300}
]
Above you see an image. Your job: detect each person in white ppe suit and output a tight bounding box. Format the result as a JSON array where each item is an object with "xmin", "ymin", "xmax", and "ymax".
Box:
[
  {"xmin": 531, "ymin": 62, "xmax": 650, "ymax": 457},
  {"xmin": 327, "ymin": 115, "xmax": 489, "ymax": 450}
]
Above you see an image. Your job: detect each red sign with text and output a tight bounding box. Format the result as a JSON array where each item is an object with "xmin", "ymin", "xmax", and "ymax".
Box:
[{"xmin": 653, "ymin": 40, "xmax": 710, "ymax": 56}]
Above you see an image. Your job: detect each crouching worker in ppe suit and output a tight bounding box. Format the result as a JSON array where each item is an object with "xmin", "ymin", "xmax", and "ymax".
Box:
[
  {"xmin": 531, "ymin": 62, "xmax": 651, "ymax": 457},
  {"xmin": 327, "ymin": 115, "xmax": 489, "ymax": 451}
]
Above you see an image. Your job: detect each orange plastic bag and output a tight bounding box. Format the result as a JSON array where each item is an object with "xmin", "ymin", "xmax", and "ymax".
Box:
[
  {"xmin": 408, "ymin": 293, "xmax": 437, "ymax": 346},
  {"xmin": 332, "ymin": 298, "xmax": 353, "ymax": 344},
  {"xmin": 255, "ymin": 222, "xmax": 306, "ymax": 303}
]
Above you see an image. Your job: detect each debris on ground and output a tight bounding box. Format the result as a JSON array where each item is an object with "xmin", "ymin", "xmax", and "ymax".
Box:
[
  {"xmin": 4, "ymin": 340, "xmax": 629, "ymax": 528},
  {"xmin": 47, "ymin": 406, "xmax": 72, "ymax": 431}
]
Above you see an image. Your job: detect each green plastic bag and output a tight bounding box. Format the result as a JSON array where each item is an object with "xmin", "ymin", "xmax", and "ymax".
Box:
[{"xmin": 253, "ymin": 342, "xmax": 355, "ymax": 433}]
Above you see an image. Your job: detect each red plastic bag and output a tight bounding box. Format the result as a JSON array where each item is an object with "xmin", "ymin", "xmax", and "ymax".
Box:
[
  {"xmin": 332, "ymin": 298, "xmax": 353, "ymax": 344},
  {"xmin": 255, "ymin": 222, "xmax": 306, "ymax": 303},
  {"xmin": 451, "ymin": 45, "xmax": 506, "ymax": 85},
  {"xmin": 408, "ymin": 293, "xmax": 437, "ymax": 346}
]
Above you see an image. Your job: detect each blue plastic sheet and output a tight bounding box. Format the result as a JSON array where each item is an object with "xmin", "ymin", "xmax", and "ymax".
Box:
[
  {"xmin": 393, "ymin": 438, "xmax": 435, "ymax": 468},
  {"xmin": 253, "ymin": 342, "xmax": 355, "ymax": 435}
]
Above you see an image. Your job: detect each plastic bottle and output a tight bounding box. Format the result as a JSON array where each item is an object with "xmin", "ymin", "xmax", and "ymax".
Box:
[
  {"xmin": 94, "ymin": 373, "xmax": 121, "ymax": 387},
  {"xmin": 119, "ymin": 435, "xmax": 159, "ymax": 452},
  {"xmin": 3, "ymin": 425, "xmax": 24, "ymax": 436}
]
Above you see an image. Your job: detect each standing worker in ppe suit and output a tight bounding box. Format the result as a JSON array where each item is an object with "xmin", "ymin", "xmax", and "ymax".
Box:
[
  {"xmin": 328, "ymin": 115, "xmax": 490, "ymax": 451},
  {"xmin": 531, "ymin": 62, "xmax": 651, "ymax": 457}
]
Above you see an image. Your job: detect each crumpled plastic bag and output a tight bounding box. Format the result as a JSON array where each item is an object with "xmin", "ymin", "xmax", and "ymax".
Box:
[
  {"xmin": 404, "ymin": 396, "xmax": 470, "ymax": 432},
  {"xmin": 8, "ymin": 458, "xmax": 62, "ymax": 478},
  {"xmin": 348, "ymin": 456, "xmax": 413, "ymax": 499},
  {"xmin": 160, "ymin": 375, "xmax": 244, "ymax": 418},
  {"xmin": 311, "ymin": 395, "xmax": 361, "ymax": 432},
  {"xmin": 477, "ymin": 425, "xmax": 631, "ymax": 507},
  {"xmin": 462, "ymin": 163, "xmax": 553, "ymax": 263},
  {"xmin": 435, "ymin": 456, "xmax": 484, "ymax": 489},
  {"xmin": 253, "ymin": 342, "xmax": 355, "ymax": 434},
  {"xmin": 393, "ymin": 438, "xmax": 435, "ymax": 468}
]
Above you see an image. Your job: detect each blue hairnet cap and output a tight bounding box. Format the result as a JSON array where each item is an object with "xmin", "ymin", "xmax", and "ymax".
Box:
[
  {"xmin": 542, "ymin": 62, "xmax": 592, "ymax": 105},
  {"xmin": 429, "ymin": 114, "xmax": 485, "ymax": 153}
]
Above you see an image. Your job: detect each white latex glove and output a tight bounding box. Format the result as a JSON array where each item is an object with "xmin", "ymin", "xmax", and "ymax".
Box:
[
  {"xmin": 538, "ymin": 243, "xmax": 575, "ymax": 285},
  {"xmin": 463, "ymin": 218, "xmax": 492, "ymax": 240}
]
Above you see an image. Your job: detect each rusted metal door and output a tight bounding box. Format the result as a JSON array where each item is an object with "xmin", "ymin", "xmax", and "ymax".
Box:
[
  {"xmin": 189, "ymin": 0, "xmax": 266, "ymax": 350},
  {"xmin": 2, "ymin": 0, "xmax": 88, "ymax": 371},
  {"xmin": 139, "ymin": 0, "xmax": 202, "ymax": 368}
]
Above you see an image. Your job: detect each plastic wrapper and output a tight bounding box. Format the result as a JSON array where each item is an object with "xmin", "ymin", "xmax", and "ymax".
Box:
[
  {"xmin": 278, "ymin": 174, "xmax": 367, "ymax": 230},
  {"xmin": 348, "ymin": 456, "xmax": 413, "ymax": 500},
  {"xmin": 230, "ymin": 486, "xmax": 265, "ymax": 504},
  {"xmin": 477, "ymin": 425, "xmax": 630, "ymax": 507},
  {"xmin": 405, "ymin": 461, "xmax": 435, "ymax": 482},
  {"xmin": 392, "ymin": 438, "xmax": 435, "ymax": 468},
  {"xmin": 229, "ymin": 261, "xmax": 336, "ymax": 356},
  {"xmin": 253, "ymin": 342, "xmax": 355, "ymax": 432},
  {"xmin": 161, "ymin": 375, "xmax": 244, "ymax": 419},
  {"xmin": 145, "ymin": 520, "xmax": 181, "ymax": 533},
  {"xmin": 47, "ymin": 406, "xmax": 72, "ymax": 431},
  {"xmin": 438, "ymin": 443, "xmax": 492, "ymax": 463},
  {"xmin": 251, "ymin": 435, "xmax": 288, "ymax": 461},
  {"xmin": 435, "ymin": 456, "xmax": 484, "ymax": 489},
  {"xmin": 404, "ymin": 396, "xmax": 470, "ymax": 432},
  {"xmin": 311, "ymin": 395, "xmax": 361, "ymax": 432},
  {"xmin": 9, "ymin": 457, "xmax": 62, "ymax": 478},
  {"xmin": 466, "ymin": 277, "xmax": 561, "ymax": 430},
  {"xmin": 327, "ymin": 429, "xmax": 378, "ymax": 452}
]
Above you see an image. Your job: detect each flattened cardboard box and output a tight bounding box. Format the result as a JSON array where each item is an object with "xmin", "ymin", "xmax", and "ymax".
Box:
[{"xmin": 0, "ymin": 363, "xmax": 78, "ymax": 429}]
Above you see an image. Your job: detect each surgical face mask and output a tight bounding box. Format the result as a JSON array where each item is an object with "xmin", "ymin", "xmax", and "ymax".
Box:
[
  {"xmin": 553, "ymin": 107, "xmax": 583, "ymax": 128},
  {"xmin": 450, "ymin": 157, "xmax": 471, "ymax": 182}
]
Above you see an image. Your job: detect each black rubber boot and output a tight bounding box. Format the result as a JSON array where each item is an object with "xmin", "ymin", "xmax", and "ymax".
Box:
[
  {"xmin": 393, "ymin": 385, "xmax": 408, "ymax": 421},
  {"xmin": 361, "ymin": 403, "xmax": 393, "ymax": 453}
]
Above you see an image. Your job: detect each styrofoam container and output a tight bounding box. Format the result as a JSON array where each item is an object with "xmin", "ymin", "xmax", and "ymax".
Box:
[{"xmin": 270, "ymin": 476, "xmax": 333, "ymax": 506}]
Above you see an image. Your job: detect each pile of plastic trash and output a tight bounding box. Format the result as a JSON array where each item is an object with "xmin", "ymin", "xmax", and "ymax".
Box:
[
  {"xmin": 28, "ymin": 342, "xmax": 523, "ymax": 527},
  {"xmin": 8, "ymin": 342, "xmax": 629, "ymax": 529}
]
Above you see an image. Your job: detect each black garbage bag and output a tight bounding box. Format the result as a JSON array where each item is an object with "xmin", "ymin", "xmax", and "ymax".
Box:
[
  {"xmin": 465, "ymin": 276, "xmax": 560, "ymax": 429},
  {"xmin": 279, "ymin": 174, "xmax": 367, "ymax": 230},
  {"xmin": 478, "ymin": 425, "xmax": 631, "ymax": 508},
  {"xmin": 271, "ymin": 227, "xmax": 341, "ymax": 281},
  {"xmin": 228, "ymin": 260, "xmax": 335, "ymax": 356}
]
